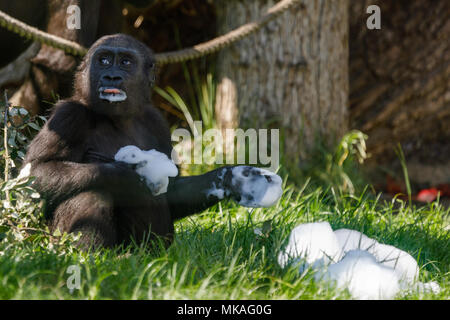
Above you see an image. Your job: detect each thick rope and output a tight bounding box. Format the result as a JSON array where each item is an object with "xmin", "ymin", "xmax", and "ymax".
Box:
[
  {"xmin": 154, "ymin": 0, "xmax": 303, "ymax": 65},
  {"xmin": 0, "ymin": 0, "xmax": 302, "ymax": 65},
  {"xmin": 0, "ymin": 10, "xmax": 87, "ymax": 56}
]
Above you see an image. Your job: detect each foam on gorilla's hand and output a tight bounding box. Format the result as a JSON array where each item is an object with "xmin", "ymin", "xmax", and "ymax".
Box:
[
  {"xmin": 114, "ymin": 145, "xmax": 178, "ymax": 196},
  {"xmin": 228, "ymin": 166, "xmax": 283, "ymax": 207},
  {"xmin": 204, "ymin": 166, "xmax": 283, "ymax": 208}
]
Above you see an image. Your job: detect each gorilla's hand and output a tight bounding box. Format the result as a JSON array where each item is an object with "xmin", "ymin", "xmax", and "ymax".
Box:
[
  {"xmin": 113, "ymin": 160, "xmax": 140, "ymax": 171},
  {"xmin": 220, "ymin": 166, "xmax": 283, "ymax": 208},
  {"xmin": 114, "ymin": 146, "xmax": 178, "ymax": 196},
  {"xmin": 101, "ymin": 162, "xmax": 153, "ymax": 203},
  {"xmin": 168, "ymin": 165, "xmax": 284, "ymax": 221}
]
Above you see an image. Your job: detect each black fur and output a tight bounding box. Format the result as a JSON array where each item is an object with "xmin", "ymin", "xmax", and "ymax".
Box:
[{"xmin": 24, "ymin": 34, "xmax": 232, "ymax": 249}]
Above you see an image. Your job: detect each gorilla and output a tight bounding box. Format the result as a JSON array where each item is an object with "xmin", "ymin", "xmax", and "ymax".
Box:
[{"xmin": 24, "ymin": 34, "xmax": 282, "ymax": 249}]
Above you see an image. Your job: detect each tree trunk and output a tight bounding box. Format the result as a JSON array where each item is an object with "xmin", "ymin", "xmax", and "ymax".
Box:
[
  {"xmin": 214, "ymin": 0, "xmax": 349, "ymax": 164},
  {"xmin": 349, "ymin": 0, "xmax": 450, "ymax": 186}
]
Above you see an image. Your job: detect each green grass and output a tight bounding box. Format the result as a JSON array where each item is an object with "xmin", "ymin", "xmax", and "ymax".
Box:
[{"xmin": 0, "ymin": 182, "xmax": 448, "ymax": 300}]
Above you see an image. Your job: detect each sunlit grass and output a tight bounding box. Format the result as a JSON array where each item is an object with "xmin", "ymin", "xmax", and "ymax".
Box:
[{"xmin": 0, "ymin": 181, "xmax": 448, "ymax": 300}]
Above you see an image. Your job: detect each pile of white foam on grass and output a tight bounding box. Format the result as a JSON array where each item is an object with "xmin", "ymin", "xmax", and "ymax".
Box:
[
  {"xmin": 278, "ymin": 222, "xmax": 440, "ymax": 299},
  {"xmin": 114, "ymin": 145, "xmax": 178, "ymax": 196}
]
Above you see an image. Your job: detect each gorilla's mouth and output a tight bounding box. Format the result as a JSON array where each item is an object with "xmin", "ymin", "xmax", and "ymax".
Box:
[{"xmin": 99, "ymin": 87, "xmax": 127, "ymax": 102}]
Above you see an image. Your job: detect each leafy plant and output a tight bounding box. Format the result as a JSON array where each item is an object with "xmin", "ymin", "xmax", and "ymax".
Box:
[
  {"xmin": 395, "ymin": 143, "xmax": 412, "ymax": 205},
  {"xmin": 286, "ymin": 130, "xmax": 369, "ymax": 195},
  {"xmin": 0, "ymin": 103, "xmax": 46, "ymax": 173},
  {"xmin": 0, "ymin": 99, "xmax": 78, "ymax": 251},
  {"xmin": 154, "ymin": 63, "xmax": 219, "ymax": 175},
  {"xmin": 1, "ymin": 170, "xmax": 45, "ymax": 243},
  {"xmin": 154, "ymin": 66, "xmax": 216, "ymax": 133}
]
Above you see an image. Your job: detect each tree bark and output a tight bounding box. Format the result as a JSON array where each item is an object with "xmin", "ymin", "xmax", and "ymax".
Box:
[
  {"xmin": 349, "ymin": 0, "xmax": 450, "ymax": 186},
  {"xmin": 214, "ymin": 0, "xmax": 349, "ymax": 164}
]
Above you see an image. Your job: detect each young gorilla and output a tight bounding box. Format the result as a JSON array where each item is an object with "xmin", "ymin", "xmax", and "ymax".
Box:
[{"xmin": 24, "ymin": 34, "xmax": 282, "ymax": 249}]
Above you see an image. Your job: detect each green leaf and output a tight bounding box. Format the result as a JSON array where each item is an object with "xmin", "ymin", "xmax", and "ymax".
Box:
[{"xmin": 27, "ymin": 122, "xmax": 41, "ymax": 131}]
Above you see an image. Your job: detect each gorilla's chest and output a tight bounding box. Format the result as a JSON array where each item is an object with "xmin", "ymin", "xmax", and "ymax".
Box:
[{"xmin": 83, "ymin": 121, "xmax": 160, "ymax": 163}]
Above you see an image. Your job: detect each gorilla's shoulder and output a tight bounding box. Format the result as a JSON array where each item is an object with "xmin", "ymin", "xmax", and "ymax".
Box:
[
  {"xmin": 46, "ymin": 100, "xmax": 91, "ymax": 139},
  {"xmin": 50, "ymin": 100, "xmax": 89, "ymax": 117},
  {"xmin": 48, "ymin": 100, "xmax": 91, "ymax": 122}
]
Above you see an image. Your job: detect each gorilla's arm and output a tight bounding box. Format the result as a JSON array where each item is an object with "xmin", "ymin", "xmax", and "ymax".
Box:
[
  {"xmin": 25, "ymin": 101, "xmax": 149, "ymax": 208},
  {"xmin": 166, "ymin": 165, "xmax": 283, "ymax": 221},
  {"xmin": 166, "ymin": 167, "xmax": 233, "ymax": 221}
]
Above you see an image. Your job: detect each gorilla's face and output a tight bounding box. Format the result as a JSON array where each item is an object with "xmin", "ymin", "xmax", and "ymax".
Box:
[
  {"xmin": 93, "ymin": 46, "xmax": 135, "ymax": 104},
  {"xmin": 75, "ymin": 34, "xmax": 156, "ymax": 117}
]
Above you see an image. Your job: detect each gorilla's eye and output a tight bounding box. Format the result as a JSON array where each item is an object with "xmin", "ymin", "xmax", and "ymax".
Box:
[
  {"xmin": 121, "ymin": 58, "xmax": 132, "ymax": 66},
  {"xmin": 100, "ymin": 57, "xmax": 111, "ymax": 66}
]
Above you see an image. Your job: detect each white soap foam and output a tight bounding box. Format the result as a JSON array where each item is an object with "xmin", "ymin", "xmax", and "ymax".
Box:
[
  {"xmin": 279, "ymin": 222, "xmax": 440, "ymax": 299},
  {"xmin": 321, "ymin": 250, "xmax": 400, "ymax": 300},
  {"xmin": 335, "ymin": 228, "xmax": 419, "ymax": 284},
  {"xmin": 334, "ymin": 229, "xmax": 378, "ymax": 257},
  {"xmin": 98, "ymin": 87, "xmax": 127, "ymax": 102},
  {"xmin": 370, "ymin": 242, "xmax": 419, "ymax": 285},
  {"xmin": 207, "ymin": 182, "xmax": 225, "ymax": 200},
  {"xmin": 278, "ymin": 222, "xmax": 342, "ymax": 271},
  {"xmin": 17, "ymin": 163, "xmax": 31, "ymax": 180},
  {"xmin": 231, "ymin": 166, "xmax": 283, "ymax": 208},
  {"xmin": 114, "ymin": 146, "xmax": 178, "ymax": 195}
]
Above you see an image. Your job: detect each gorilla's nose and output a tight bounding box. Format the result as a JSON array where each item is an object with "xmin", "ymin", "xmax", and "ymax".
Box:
[{"xmin": 101, "ymin": 74, "xmax": 123, "ymax": 87}]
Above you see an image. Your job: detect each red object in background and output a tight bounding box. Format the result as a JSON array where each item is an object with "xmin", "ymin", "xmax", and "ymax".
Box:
[
  {"xmin": 385, "ymin": 175, "xmax": 449, "ymax": 202},
  {"xmin": 416, "ymin": 188, "xmax": 439, "ymax": 203}
]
